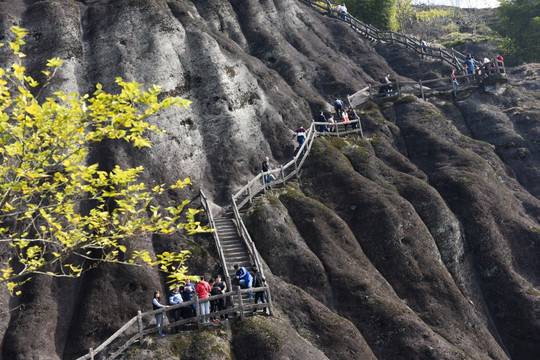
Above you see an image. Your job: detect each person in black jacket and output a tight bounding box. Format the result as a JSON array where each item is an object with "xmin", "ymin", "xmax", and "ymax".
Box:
[
  {"xmin": 181, "ymin": 279, "xmax": 196, "ymax": 318},
  {"xmin": 209, "ymin": 279, "xmax": 221, "ymax": 322},
  {"xmin": 317, "ymin": 110, "xmax": 328, "ymax": 133},
  {"xmin": 251, "ymin": 267, "xmax": 267, "ymax": 314}
]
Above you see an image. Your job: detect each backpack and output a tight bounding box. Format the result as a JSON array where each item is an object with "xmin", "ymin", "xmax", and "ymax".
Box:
[
  {"xmin": 253, "ymin": 272, "xmax": 265, "ymax": 288},
  {"xmin": 211, "ymin": 285, "xmax": 221, "ymax": 296}
]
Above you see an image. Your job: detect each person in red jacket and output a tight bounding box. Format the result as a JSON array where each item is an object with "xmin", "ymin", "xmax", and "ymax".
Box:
[
  {"xmin": 496, "ymin": 54, "xmax": 504, "ymax": 73},
  {"xmin": 196, "ymin": 275, "xmax": 211, "ymax": 323}
]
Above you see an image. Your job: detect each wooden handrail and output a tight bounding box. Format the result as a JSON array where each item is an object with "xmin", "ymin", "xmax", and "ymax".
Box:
[
  {"xmin": 299, "ymin": 0, "xmax": 468, "ymax": 72},
  {"xmin": 348, "ymin": 72, "xmax": 481, "ymax": 106},
  {"xmin": 200, "ymin": 189, "xmax": 233, "ymax": 292},
  {"xmin": 231, "ymin": 198, "xmax": 263, "ymax": 277},
  {"xmin": 231, "ymin": 120, "xmax": 362, "ymax": 213},
  {"xmin": 77, "ymin": 287, "xmax": 273, "ymax": 360},
  {"xmin": 302, "ymin": 0, "xmax": 489, "ymax": 75}
]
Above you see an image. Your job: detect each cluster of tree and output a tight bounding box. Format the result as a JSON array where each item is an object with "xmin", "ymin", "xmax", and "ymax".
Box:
[
  {"xmin": 496, "ymin": 0, "xmax": 540, "ymax": 65},
  {"xmin": 353, "ymin": 0, "xmax": 538, "ymax": 65},
  {"xmin": 0, "ymin": 27, "xmax": 209, "ymax": 296},
  {"xmin": 395, "ymin": 0, "xmax": 453, "ymax": 38},
  {"xmin": 341, "ymin": 0, "xmax": 483, "ymax": 39},
  {"xmin": 342, "ymin": 0, "xmax": 397, "ymax": 30}
]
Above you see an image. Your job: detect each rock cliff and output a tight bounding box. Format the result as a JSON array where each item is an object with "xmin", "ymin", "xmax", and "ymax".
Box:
[{"xmin": 1, "ymin": 0, "xmax": 540, "ymax": 359}]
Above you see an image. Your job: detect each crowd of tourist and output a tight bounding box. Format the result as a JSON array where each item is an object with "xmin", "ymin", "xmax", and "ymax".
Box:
[
  {"xmin": 152, "ymin": 264, "xmax": 267, "ymax": 337},
  {"xmin": 315, "ymin": 100, "xmax": 359, "ymax": 134}
]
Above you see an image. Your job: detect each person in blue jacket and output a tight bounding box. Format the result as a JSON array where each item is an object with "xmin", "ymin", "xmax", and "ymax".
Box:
[
  {"xmin": 463, "ymin": 55, "xmax": 475, "ymax": 74},
  {"xmin": 234, "ymin": 264, "xmax": 253, "ymax": 297},
  {"xmin": 333, "ymin": 98, "xmax": 344, "ymax": 117},
  {"xmin": 168, "ymin": 286, "xmax": 183, "ymax": 333},
  {"xmin": 182, "ymin": 278, "xmax": 196, "ymax": 318}
]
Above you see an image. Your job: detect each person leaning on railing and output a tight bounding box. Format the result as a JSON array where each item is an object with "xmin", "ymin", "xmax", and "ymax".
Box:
[{"xmin": 152, "ymin": 290, "xmax": 169, "ymax": 338}]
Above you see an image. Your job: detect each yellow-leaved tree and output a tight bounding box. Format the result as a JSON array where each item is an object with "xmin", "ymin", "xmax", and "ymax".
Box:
[{"xmin": 0, "ymin": 26, "xmax": 209, "ymax": 295}]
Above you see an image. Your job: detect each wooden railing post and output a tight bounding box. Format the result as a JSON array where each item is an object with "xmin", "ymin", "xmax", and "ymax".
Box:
[
  {"xmin": 247, "ymin": 182, "xmax": 252, "ymax": 204},
  {"xmin": 261, "ymin": 171, "xmax": 266, "ymax": 193},
  {"xmin": 195, "ymin": 295, "xmax": 201, "ymax": 330},
  {"xmin": 237, "ymin": 286, "xmax": 245, "ymax": 321},
  {"xmin": 89, "ymin": 348, "xmax": 94, "ymax": 360},
  {"xmin": 280, "ymin": 165, "xmax": 285, "ymax": 186},
  {"xmin": 137, "ymin": 310, "xmax": 144, "ymax": 344},
  {"xmin": 265, "ymin": 286, "xmax": 274, "ymax": 316}
]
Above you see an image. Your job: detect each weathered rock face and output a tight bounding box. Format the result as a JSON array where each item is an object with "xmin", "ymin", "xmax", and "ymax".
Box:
[{"xmin": 1, "ymin": 1, "xmax": 540, "ymax": 360}]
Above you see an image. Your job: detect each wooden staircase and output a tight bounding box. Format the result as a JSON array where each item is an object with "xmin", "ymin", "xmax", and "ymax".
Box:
[
  {"xmin": 214, "ymin": 209, "xmax": 254, "ymax": 304},
  {"xmin": 214, "ymin": 210, "xmax": 252, "ymax": 278}
]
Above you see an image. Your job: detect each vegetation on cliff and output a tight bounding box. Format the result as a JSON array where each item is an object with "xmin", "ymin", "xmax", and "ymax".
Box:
[{"xmin": 0, "ymin": 27, "xmax": 205, "ymax": 296}]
